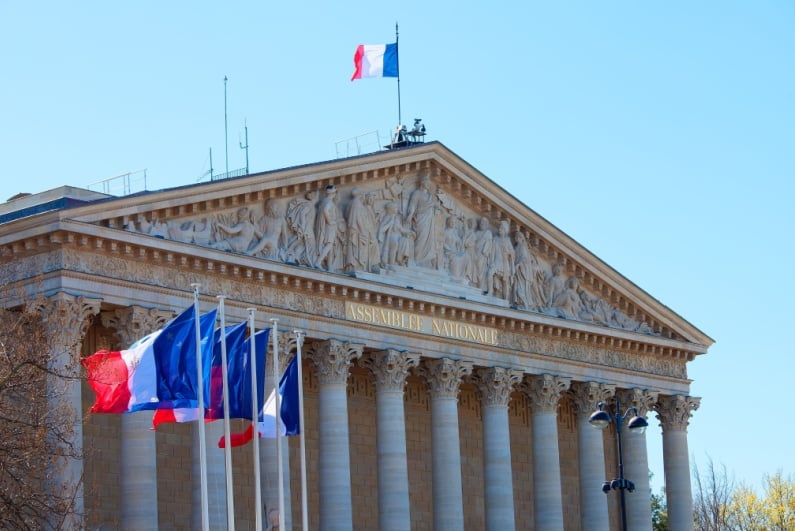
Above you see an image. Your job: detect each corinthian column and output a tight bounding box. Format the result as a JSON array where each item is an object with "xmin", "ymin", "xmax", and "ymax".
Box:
[
  {"xmin": 102, "ymin": 306, "xmax": 171, "ymax": 530},
  {"xmin": 307, "ymin": 339, "xmax": 364, "ymax": 531},
  {"xmin": 472, "ymin": 367, "xmax": 524, "ymax": 531},
  {"xmin": 31, "ymin": 293, "xmax": 101, "ymax": 529},
  {"xmin": 417, "ymin": 358, "xmax": 473, "ymax": 531},
  {"xmin": 655, "ymin": 395, "xmax": 700, "ymax": 531},
  {"xmin": 361, "ymin": 349, "xmax": 420, "ymax": 531},
  {"xmin": 617, "ymin": 388, "xmax": 658, "ymax": 531},
  {"xmin": 521, "ymin": 373, "xmax": 571, "ymax": 530},
  {"xmin": 570, "ymin": 381, "xmax": 615, "ymax": 531}
]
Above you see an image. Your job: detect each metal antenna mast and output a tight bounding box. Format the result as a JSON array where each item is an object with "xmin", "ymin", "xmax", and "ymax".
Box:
[
  {"xmin": 239, "ymin": 120, "xmax": 249, "ymax": 175},
  {"xmin": 224, "ymin": 75, "xmax": 229, "ymax": 176}
]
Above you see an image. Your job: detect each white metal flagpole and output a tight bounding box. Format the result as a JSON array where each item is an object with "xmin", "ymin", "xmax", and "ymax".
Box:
[
  {"xmin": 248, "ymin": 308, "xmax": 263, "ymax": 531},
  {"xmin": 191, "ymin": 283, "xmax": 210, "ymax": 531},
  {"xmin": 270, "ymin": 318, "xmax": 285, "ymax": 530},
  {"xmin": 217, "ymin": 296, "xmax": 236, "ymax": 530},
  {"xmin": 294, "ymin": 330, "xmax": 309, "ymax": 531}
]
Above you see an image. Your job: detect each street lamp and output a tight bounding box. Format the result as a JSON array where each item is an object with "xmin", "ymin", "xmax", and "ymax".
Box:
[{"xmin": 589, "ymin": 396, "xmax": 649, "ymax": 531}]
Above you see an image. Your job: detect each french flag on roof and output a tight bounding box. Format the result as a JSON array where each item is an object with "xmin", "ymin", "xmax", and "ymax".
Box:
[{"xmin": 351, "ymin": 43, "xmax": 399, "ymax": 81}]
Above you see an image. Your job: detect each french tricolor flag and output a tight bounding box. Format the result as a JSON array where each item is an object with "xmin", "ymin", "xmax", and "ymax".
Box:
[{"xmin": 350, "ymin": 43, "xmax": 399, "ymax": 81}]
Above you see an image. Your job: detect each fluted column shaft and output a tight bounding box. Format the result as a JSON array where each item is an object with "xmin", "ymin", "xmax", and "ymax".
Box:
[
  {"xmin": 261, "ymin": 330, "xmax": 294, "ymax": 528},
  {"xmin": 308, "ymin": 339, "xmax": 363, "ymax": 531},
  {"xmin": 362, "ymin": 350, "xmax": 420, "ymax": 531},
  {"xmin": 419, "ymin": 358, "xmax": 473, "ymax": 531},
  {"xmin": 570, "ymin": 382, "xmax": 615, "ymax": 531},
  {"xmin": 474, "ymin": 367, "xmax": 523, "ymax": 531},
  {"xmin": 104, "ymin": 306, "xmax": 171, "ymax": 531},
  {"xmin": 33, "ymin": 293, "xmax": 100, "ymax": 529},
  {"xmin": 618, "ymin": 389, "xmax": 658, "ymax": 531},
  {"xmin": 656, "ymin": 395, "xmax": 700, "ymax": 531},
  {"xmin": 523, "ymin": 373, "xmax": 571, "ymax": 530}
]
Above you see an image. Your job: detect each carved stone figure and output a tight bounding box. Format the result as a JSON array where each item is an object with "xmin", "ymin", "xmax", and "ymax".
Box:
[
  {"xmin": 544, "ymin": 262, "xmax": 567, "ymax": 312},
  {"xmin": 579, "ymin": 290, "xmax": 613, "ymax": 325},
  {"xmin": 443, "ymin": 216, "xmax": 467, "ymax": 279},
  {"xmin": 512, "ymin": 231, "xmax": 545, "ymax": 310},
  {"xmin": 487, "ymin": 220, "xmax": 515, "ymax": 299},
  {"xmin": 473, "ymin": 217, "xmax": 493, "ymax": 290},
  {"xmin": 345, "ymin": 188, "xmax": 378, "ymax": 273},
  {"xmin": 192, "ymin": 218, "xmax": 214, "ymax": 246},
  {"xmin": 284, "ymin": 190, "xmax": 319, "ymax": 267},
  {"xmin": 405, "ymin": 175, "xmax": 440, "ymax": 269},
  {"xmin": 315, "ymin": 185, "xmax": 346, "ymax": 272},
  {"xmin": 248, "ymin": 199, "xmax": 285, "ymax": 260},
  {"xmin": 550, "ymin": 276, "xmax": 583, "ymax": 319},
  {"xmin": 462, "ymin": 217, "xmax": 478, "ymax": 285},
  {"xmin": 377, "ymin": 201, "xmax": 414, "ymax": 269},
  {"xmin": 211, "ymin": 207, "xmax": 261, "ymax": 254}
]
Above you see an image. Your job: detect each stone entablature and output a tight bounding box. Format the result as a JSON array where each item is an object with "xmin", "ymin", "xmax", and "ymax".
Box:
[{"xmin": 3, "ymin": 245, "xmax": 693, "ymax": 383}]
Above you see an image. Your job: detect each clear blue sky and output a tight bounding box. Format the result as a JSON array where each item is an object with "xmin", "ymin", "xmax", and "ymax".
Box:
[{"xmin": 2, "ymin": 1, "xmax": 793, "ymax": 495}]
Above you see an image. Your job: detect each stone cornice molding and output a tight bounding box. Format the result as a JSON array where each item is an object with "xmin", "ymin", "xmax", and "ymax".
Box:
[
  {"xmin": 655, "ymin": 395, "xmax": 701, "ymax": 433},
  {"xmin": 520, "ymin": 374, "xmax": 572, "ymax": 414},
  {"xmin": 569, "ymin": 381, "xmax": 616, "ymax": 416},
  {"xmin": 100, "ymin": 306, "xmax": 174, "ymax": 349},
  {"xmin": 360, "ymin": 349, "xmax": 420, "ymax": 392},
  {"xmin": 416, "ymin": 358, "xmax": 473, "ymax": 400},
  {"xmin": 471, "ymin": 367, "xmax": 524, "ymax": 407},
  {"xmin": 305, "ymin": 339, "xmax": 364, "ymax": 386}
]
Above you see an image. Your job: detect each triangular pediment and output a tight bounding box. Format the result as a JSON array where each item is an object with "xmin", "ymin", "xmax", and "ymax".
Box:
[{"xmin": 62, "ymin": 142, "xmax": 711, "ymax": 351}]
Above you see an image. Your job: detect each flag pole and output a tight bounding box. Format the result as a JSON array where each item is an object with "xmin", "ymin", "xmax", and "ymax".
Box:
[
  {"xmin": 217, "ymin": 296, "xmax": 236, "ymax": 530},
  {"xmin": 294, "ymin": 330, "xmax": 309, "ymax": 531},
  {"xmin": 191, "ymin": 283, "xmax": 211, "ymax": 531},
  {"xmin": 270, "ymin": 318, "xmax": 286, "ymax": 531},
  {"xmin": 396, "ymin": 22, "xmax": 401, "ymax": 129},
  {"xmin": 248, "ymin": 308, "xmax": 264, "ymax": 531}
]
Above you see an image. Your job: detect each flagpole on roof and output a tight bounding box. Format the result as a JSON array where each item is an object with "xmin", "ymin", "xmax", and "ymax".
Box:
[
  {"xmin": 191, "ymin": 283, "xmax": 211, "ymax": 531},
  {"xmin": 294, "ymin": 330, "xmax": 309, "ymax": 531},
  {"xmin": 217, "ymin": 296, "xmax": 236, "ymax": 530},
  {"xmin": 270, "ymin": 318, "xmax": 286, "ymax": 531},
  {"xmin": 396, "ymin": 22, "xmax": 401, "ymax": 128},
  {"xmin": 248, "ymin": 309, "xmax": 264, "ymax": 531}
]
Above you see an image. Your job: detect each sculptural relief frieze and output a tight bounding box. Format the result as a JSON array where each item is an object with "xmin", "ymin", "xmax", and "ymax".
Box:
[{"xmin": 119, "ymin": 173, "xmax": 658, "ymax": 337}]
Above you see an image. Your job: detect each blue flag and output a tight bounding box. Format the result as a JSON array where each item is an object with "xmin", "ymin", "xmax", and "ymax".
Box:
[
  {"xmin": 206, "ymin": 321, "xmax": 249, "ymax": 418},
  {"xmin": 227, "ymin": 329, "xmax": 269, "ymax": 420},
  {"xmin": 151, "ymin": 305, "xmax": 217, "ymax": 409}
]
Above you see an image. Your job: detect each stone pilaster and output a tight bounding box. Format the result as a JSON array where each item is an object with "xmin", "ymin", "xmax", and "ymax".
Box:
[
  {"xmin": 417, "ymin": 358, "xmax": 473, "ymax": 531},
  {"xmin": 521, "ymin": 373, "xmax": 571, "ymax": 531},
  {"xmin": 655, "ymin": 395, "xmax": 700, "ymax": 531},
  {"xmin": 472, "ymin": 367, "xmax": 523, "ymax": 531},
  {"xmin": 617, "ymin": 388, "xmax": 658, "ymax": 531},
  {"xmin": 361, "ymin": 349, "xmax": 420, "ymax": 531},
  {"xmin": 307, "ymin": 338, "xmax": 364, "ymax": 531},
  {"xmin": 101, "ymin": 306, "xmax": 172, "ymax": 530},
  {"xmin": 570, "ymin": 381, "xmax": 616, "ymax": 531},
  {"xmin": 31, "ymin": 293, "xmax": 101, "ymax": 529}
]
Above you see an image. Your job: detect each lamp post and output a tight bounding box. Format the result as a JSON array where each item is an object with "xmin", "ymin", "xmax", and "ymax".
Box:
[{"xmin": 589, "ymin": 396, "xmax": 648, "ymax": 531}]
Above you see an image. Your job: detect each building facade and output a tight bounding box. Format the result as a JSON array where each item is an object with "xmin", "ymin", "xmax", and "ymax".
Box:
[{"xmin": 0, "ymin": 142, "xmax": 710, "ymax": 530}]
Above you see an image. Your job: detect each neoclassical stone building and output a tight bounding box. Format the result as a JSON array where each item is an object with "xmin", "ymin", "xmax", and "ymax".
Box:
[{"xmin": 0, "ymin": 142, "xmax": 710, "ymax": 530}]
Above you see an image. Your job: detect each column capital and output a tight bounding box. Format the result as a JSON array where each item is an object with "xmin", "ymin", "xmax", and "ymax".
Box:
[
  {"xmin": 28, "ymin": 292, "xmax": 101, "ymax": 354},
  {"xmin": 616, "ymin": 387, "xmax": 659, "ymax": 417},
  {"xmin": 361, "ymin": 349, "xmax": 420, "ymax": 391},
  {"xmin": 101, "ymin": 306, "xmax": 173, "ymax": 348},
  {"xmin": 569, "ymin": 381, "xmax": 616, "ymax": 416},
  {"xmin": 306, "ymin": 338, "xmax": 364, "ymax": 385},
  {"xmin": 472, "ymin": 366, "xmax": 524, "ymax": 407},
  {"xmin": 521, "ymin": 373, "xmax": 571, "ymax": 413},
  {"xmin": 655, "ymin": 395, "xmax": 701, "ymax": 433},
  {"xmin": 417, "ymin": 358, "xmax": 473, "ymax": 399}
]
